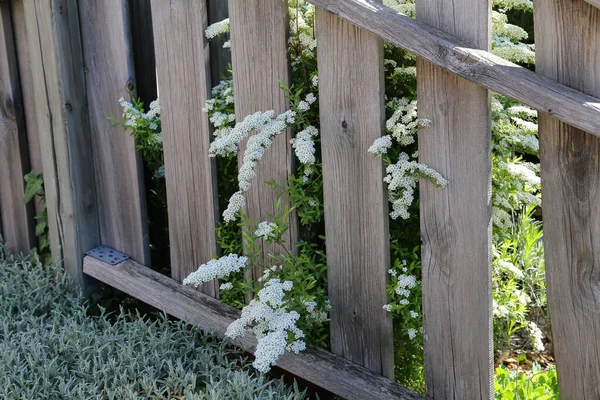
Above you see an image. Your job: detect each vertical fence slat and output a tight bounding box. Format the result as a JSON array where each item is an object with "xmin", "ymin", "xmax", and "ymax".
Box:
[
  {"xmin": 207, "ymin": 0, "xmax": 230, "ymax": 87},
  {"xmin": 0, "ymin": 1, "xmax": 35, "ymax": 253},
  {"xmin": 151, "ymin": 0, "xmax": 220, "ymax": 296},
  {"xmin": 315, "ymin": 8, "xmax": 393, "ymax": 378},
  {"xmin": 534, "ymin": 1, "xmax": 600, "ymax": 398},
  {"xmin": 129, "ymin": 0, "xmax": 157, "ymax": 106},
  {"xmin": 416, "ymin": 0, "xmax": 493, "ymax": 398},
  {"xmin": 79, "ymin": 0, "xmax": 150, "ymax": 265},
  {"xmin": 22, "ymin": 0, "xmax": 100, "ymax": 287},
  {"xmin": 10, "ymin": 0, "xmax": 44, "ymax": 217},
  {"xmin": 228, "ymin": 0, "xmax": 297, "ymax": 287}
]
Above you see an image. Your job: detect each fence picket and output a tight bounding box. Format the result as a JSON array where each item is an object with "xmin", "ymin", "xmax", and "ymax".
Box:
[
  {"xmin": 79, "ymin": 0, "xmax": 150, "ymax": 265},
  {"xmin": 228, "ymin": 0, "xmax": 297, "ymax": 296},
  {"xmin": 534, "ymin": 1, "xmax": 600, "ymax": 398},
  {"xmin": 10, "ymin": 0, "xmax": 44, "ymax": 217},
  {"xmin": 22, "ymin": 0, "xmax": 100, "ymax": 288},
  {"xmin": 151, "ymin": 0, "xmax": 220, "ymax": 296},
  {"xmin": 0, "ymin": 1, "xmax": 36, "ymax": 253},
  {"xmin": 315, "ymin": 8, "xmax": 393, "ymax": 378},
  {"xmin": 416, "ymin": 0, "xmax": 493, "ymax": 398}
]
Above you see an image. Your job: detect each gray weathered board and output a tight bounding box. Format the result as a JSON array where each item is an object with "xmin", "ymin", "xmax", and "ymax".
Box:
[
  {"xmin": 416, "ymin": 0, "xmax": 493, "ymax": 398},
  {"xmin": 534, "ymin": 1, "xmax": 600, "ymax": 398},
  {"xmin": 228, "ymin": 0, "xmax": 298, "ymax": 299},
  {"xmin": 0, "ymin": 1, "xmax": 36, "ymax": 253},
  {"xmin": 151, "ymin": 0, "xmax": 220, "ymax": 297},
  {"xmin": 316, "ymin": 7, "xmax": 394, "ymax": 378},
  {"xmin": 79, "ymin": 0, "xmax": 150, "ymax": 265},
  {"xmin": 307, "ymin": 0, "xmax": 600, "ymax": 138},
  {"xmin": 10, "ymin": 0, "xmax": 44, "ymax": 217},
  {"xmin": 21, "ymin": 0, "xmax": 101, "ymax": 287},
  {"xmin": 83, "ymin": 256, "xmax": 428, "ymax": 400}
]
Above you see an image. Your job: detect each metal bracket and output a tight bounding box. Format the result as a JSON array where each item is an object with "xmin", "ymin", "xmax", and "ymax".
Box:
[{"xmin": 85, "ymin": 246, "xmax": 130, "ymax": 265}]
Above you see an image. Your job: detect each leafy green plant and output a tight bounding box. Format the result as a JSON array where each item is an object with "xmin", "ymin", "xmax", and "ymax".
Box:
[
  {"xmin": 495, "ymin": 363, "xmax": 559, "ymax": 400},
  {"xmin": 23, "ymin": 171, "xmax": 51, "ymax": 264}
]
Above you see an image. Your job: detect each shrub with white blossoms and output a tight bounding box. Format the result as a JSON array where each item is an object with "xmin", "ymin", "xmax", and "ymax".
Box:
[{"xmin": 184, "ymin": 217, "xmax": 330, "ymax": 373}]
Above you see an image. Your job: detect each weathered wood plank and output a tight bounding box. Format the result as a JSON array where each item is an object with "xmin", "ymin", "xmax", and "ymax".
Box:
[
  {"xmin": 315, "ymin": 8, "xmax": 393, "ymax": 378},
  {"xmin": 0, "ymin": 0, "xmax": 36, "ymax": 253},
  {"xmin": 585, "ymin": 0, "xmax": 600, "ymax": 9},
  {"xmin": 416, "ymin": 0, "xmax": 493, "ymax": 398},
  {"xmin": 151, "ymin": 0, "xmax": 220, "ymax": 297},
  {"xmin": 22, "ymin": 0, "xmax": 100, "ymax": 287},
  {"xmin": 534, "ymin": 1, "xmax": 600, "ymax": 398},
  {"xmin": 79, "ymin": 0, "xmax": 150, "ymax": 265},
  {"xmin": 207, "ymin": 0, "xmax": 231, "ymax": 87},
  {"xmin": 129, "ymin": 0, "xmax": 157, "ymax": 106},
  {"xmin": 83, "ymin": 255, "xmax": 428, "ymax": 400},
  {"xmin": 307, "ymin": 0, "xmax": 600, "ymax": 138},
  {"xmin": 10, "ymin": 0, "xmax": 44, "ymax": 217},
  {"xmin": 228, "ymin": 0, "xmax": 297, "ymax": 293}
]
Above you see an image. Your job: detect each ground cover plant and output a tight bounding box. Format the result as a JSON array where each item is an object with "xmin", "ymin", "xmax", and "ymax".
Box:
[
  {"xmin": 115, "ymin": 0, "xmax": 555, "ymax": 397},
  {"xmin": 0, "ymin": 241, "xmax": 307, "ymax": 400}
]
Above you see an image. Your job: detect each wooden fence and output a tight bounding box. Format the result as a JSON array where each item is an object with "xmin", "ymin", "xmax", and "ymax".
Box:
[{"xmin": 1, "ymin": 0, "xmax": 599, "ymax": 398}]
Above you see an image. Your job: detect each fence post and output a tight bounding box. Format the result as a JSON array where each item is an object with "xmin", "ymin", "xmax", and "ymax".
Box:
[
  {"xmin": 315, "ymin": 7, "xmax": 394, "ymax": 378},
  {"xmin": 0, "ymin": 1, "xmax": 36, "ymax": 254},
  {"xmin": 151, "ymin": 0, "xmax": 221, "ymax": 297},
  {"xmin": 416, "ymin": 0, "xmax": 493, "ymax": 398},
  {"xmin": 21, "ymin": 0, "xmax": 100, "ymax": 288},
  {"xmin": 79, "ymin": 0, "xmax": 150, "ymax": 265},
  {"xmin": 228, "ymin": 0, "xmax": 297, "ymax": 294},
  {"xmin": 534, "ymin": 1, "xmax": 600, "ymax": 398}
]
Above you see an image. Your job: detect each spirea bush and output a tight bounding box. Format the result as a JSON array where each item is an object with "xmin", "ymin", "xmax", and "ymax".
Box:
[
  {"xmin": 115, "ymin": 0, "xmax": 548, "ymax": 392},
  {"xmin": 0, "ymin": 242, "xmax": 307, "ymax": 400}
]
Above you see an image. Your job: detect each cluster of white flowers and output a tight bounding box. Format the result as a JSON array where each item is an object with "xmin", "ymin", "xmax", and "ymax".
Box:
[
  {"xmin": 506, "ymin": 162, "xmax": 541, "ymax": 186},
  {"xmin": 255, "ymin": 221, "xmax": 278, "ymax": 239},
  {"xmin": 210, "ymin": 109, "xmax": 296, "ymax": 221},
  {"xmin": 496, "ymin": 259, "xmax": 525, "ymax": 278},
  {"xmin": 368, "ymin": 135, "xmax": 393, "ymax": 157},
  {"xmin": 119, "ymin": 97, "xmax": 161, "ymax": 134},
  {"xmin": 527, "ymin": 321, "xmax": 545, "ymax": 352},
  {"xmin": 183, "ymin": 254, "xmax": 248, "ymax": 287},
  {"xmin": 493, "ymin": 299, "xmax": 510, "ymax": 318},
  {"xmin": 291, "ymin": 125, "xmax": 319, "ymax": 169},
  {"xmin": 219, "ymin": 282, "xmax": 234, "ymax": 291},
  {"xmin": 384, "ymin": 152, "xmax": 448, "ymax": 219},
  {"xmin": 303, "ymin": 300, "xmax": 328, "ymax": 322},
  {"xmin": 224, "ymin": 278, "xmax": 306, "ymax": 373},
  {"xmin": 205, "ymin": 18, "xmax": 230, "ymax": 40},
  {"xmin": 384, "ymin": 98, "xmax": 430, "ymax": 148},
  {"xmin": 289, "ymin": 3, "xmax": 317, "ymax": 62}
]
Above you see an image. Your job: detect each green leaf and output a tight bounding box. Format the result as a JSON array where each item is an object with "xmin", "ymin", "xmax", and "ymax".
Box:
[{"xmin": 23, "ymin": 171, "xmax": 44, "ymax": 204}]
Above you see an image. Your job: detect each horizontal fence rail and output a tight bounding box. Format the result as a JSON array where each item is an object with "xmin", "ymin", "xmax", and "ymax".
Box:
[{"xmin": 307, "ymin": 0, "xmax": 600, "ymax": 137}]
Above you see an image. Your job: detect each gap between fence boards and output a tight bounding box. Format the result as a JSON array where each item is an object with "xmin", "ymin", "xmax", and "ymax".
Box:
[{"xmin": 83, "ymin": 255, "xmax": 427, "ymax": 400}]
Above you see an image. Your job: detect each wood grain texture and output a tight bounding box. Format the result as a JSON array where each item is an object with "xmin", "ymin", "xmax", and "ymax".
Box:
[
  {"xmin": 585, "ymin": 0, "xmax": 600, "ymax": 9},
  {"xmin": 79, "ymin": 0, "xmax": 150, "ymax": 265},
  {"xmin": 22, "ymin": 0, "xmax": 100, "ymax": 287},
  {"xmin": 151, "ymin": 0, "xmax": 220, "ymax": 297},
  {"xmin": 0, "ymin": 0, "xmax": 36, "ymax": 253},
  {"xmin": 315, "ymin": 8, "xmax": 393, "ymax": 378},
  {"xmin": 83, "ymin": 256, "xmax": 428, "ymax": 400},
  {"xmin": 228, "ymin": 0, "xmax": 297, "ymax": 294},
  {"xmin": 10, "ymin": 0, "xmax": 44, "ymax": 216},
  {"xmin": 207, "ymin": 0, "xmax": 231, "ymax": 87},
  {"xmin": 307, "ymin": 0, "xmax": 600, "ymax": 138},
  {"xmin": 129, "ymin": 0, "xmax": 157, "ymax": 105},
  {"xmin": 416, "ymin": 0, "xmax": 493, "ymax": 398},
  {"xmin": 534, "ymin": 1, "xmax": 600, "ymax": 398}
]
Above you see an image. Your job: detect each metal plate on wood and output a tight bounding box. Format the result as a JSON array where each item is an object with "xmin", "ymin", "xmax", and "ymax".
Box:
[{"xmin": 86, "ymin": 246, "xmax": 129, "ymax": 265}]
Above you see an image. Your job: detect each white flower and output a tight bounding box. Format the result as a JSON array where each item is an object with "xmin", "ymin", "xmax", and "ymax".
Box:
[
  {"xmin": 383, "ymin": 304, "xmax": 393, "ymax": 312},
  {"xmin": 407, "ymin": 328, "xmax": 417, "ymax": 340},
  {"xmin": 305, "ymin": 93, "xmax": 316, "ymax": 104},
  {"xmin": 506, "ymin": 162, "xmax": 540, "ymax": 186},
  {"xmin": 527, "ymin": 322, "xmax": 545, "ymax": 352},
  {"xmin": 153, "ymin": 166, "xmax": 165, "ymax": 179},
  {"xmin": 298, "ymin": 101, "xmax": 310, "ymax": 111},
  {"xmin": 222, "ymin": 191, "xmax": 245, "ymax": 222},
  {"xmin": 220, "ymin": 282, "xmax": 234, "ymax": 291},
  {"xmin": 311, "ymin": 75, "xmax": 318, "ymax": 87},
  {"xmin": 255, "ymin": 221, "xmax": 278, "ymax": 239},
  {"xmin": 410, "ymin": 310, "xmax": 419, "ymax": 318},
  {"xmin": 369, "ymin": 135, "xmax": 393, "ymax": 156},
  {"xmin": 291, "ymin": 126, "xmax": 319, "ymax": 166},
  {"xmin": 183, "ymin": 254, "xmax": 248, "ymax": 287},
  {"xmin": 205, "ymin": 18, "xmax": 230, "ymax": 40}
]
